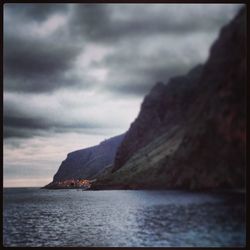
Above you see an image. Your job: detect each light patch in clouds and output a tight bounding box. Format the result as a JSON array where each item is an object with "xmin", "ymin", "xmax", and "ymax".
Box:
[
  {"xmin": 32, "ymin": 13, "xmax": 68, "ymax": 37},
  {"xmin": 73, "ymin": 44, "xmax": 112, "ymax": 83},
  {"xmin": 88, "ymin": 68, "xmax": 109, "ymax": 82},
  {"xmin": 75, "ymin": 44, "xmax": 112, "ymax": 68}
]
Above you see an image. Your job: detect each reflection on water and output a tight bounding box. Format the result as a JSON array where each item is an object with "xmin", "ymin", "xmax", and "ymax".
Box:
[
  {"xmin": 135, "ymin": 202, "xmax": 245, "ymax": 247},
  {"xmin": 3, "ymin": 188, "xmax": 245, "ymax": 247}
]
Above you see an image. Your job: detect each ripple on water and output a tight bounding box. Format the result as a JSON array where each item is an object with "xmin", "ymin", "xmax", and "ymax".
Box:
[{"xmin": 3, "ymin": 188, "xmax": 245, "ymax": 247}]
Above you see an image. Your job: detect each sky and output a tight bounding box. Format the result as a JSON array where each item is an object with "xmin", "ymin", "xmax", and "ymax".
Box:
[{"xmin": 3, "ymin": 3, "xmax": 243, "ymax": 187}]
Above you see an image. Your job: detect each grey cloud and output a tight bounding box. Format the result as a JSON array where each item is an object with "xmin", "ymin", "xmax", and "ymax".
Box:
[
  {"xmin": 3, "ymin": 3, "xmax": 243, "ymax": 138},
  {"xmin": 3, "ymin": 114, "xmax": 104, "ymax": 139},
  {"xmin": 4, "ymin": 4, "xmax": 242, "ymax": 94},
  {"xmin": 3, "ymin": 96, "xmax": 104, "ymax": 139},
  {"xmin": 69, "ymin": 4, "xmax": 111, "ymax": 39},
  {"xmin": 4, "ymin": 35, "xmax": 76, "ymax": 76},
  {"xmin": 4, "ymin": 33, "xmax": 83, "ymax": 93},
  {"xmin": 104, "ymin": 65, "xmax": 192, "ymax": 97},
  {"xmin": 4, "ymin": 126, "xmax": 42, "ymax": 139},
  {"xmin": 69, "ymin": 4, "xmax": 242, "ymax": 44},
  {"xmin": 4, "ymin": 115, "xmax": 98, "ymax": 131},
  {"xmin": 110, "ymin": 81, "xmax": 154, "ymax": 97},
  {"xmin": 4, "ymin": 3, "xmax": 69, "ymax": 22},
  {"xmin": 96, "ymin": 41, "xmax": 205, "ymax": 96}
]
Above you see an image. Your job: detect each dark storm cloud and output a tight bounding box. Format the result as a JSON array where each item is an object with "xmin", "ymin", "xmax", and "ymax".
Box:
[
  {"xmin": 4, "ymin": 4, "xmax": 90, "ymax": 93},
  {"xmin": 3, "ymin": 3, "xmax": 243, "ymax": 140},
  {"xmin": 69, "ymin": 4, "xmax": 241, "ymax": 43},
  {"xmin": 3, "ymin": 87, "xmax": 114, "ymax": 139},
  {"xmin": 3, "ymin": 114, "xmax": 103, "ymax": 139},
  {"xmin": 69, "ymin": 4, "xmax": 111, "ymax": 40},
  {"xmin": 103, "ymin": 65, "xmax": 191, "ymax": 97},
  {"xmin": 4, "ymin": 3, "xmax": 68, "ymax": 22},
  {"xmin": 4, "ymin": 34, "xmax": 77, "ymax": 77},
  {"xmin": 3, "ymin": 95, "xmax": 103, "ymax": 139},
  {"xmin": 3, "ymin": 30, "xmax": 85, "ymax": 92},
  {"xmin": 4, "ymin": 4, "xmax": 242, "ymax": 94},
  {"xmin": 96, "ymin": 43, "xmax": 202, "ymax": 96},
  {"xmin": 67, "ymin": 4, "xmax": 243, "ymax": 96},
  {"xmin": 4, "ymin": 126, "xmax": 40, "ymax": 139},
  {"xmin": 107, "ymin": 66, "xmax": 188, "ymax": 97}
]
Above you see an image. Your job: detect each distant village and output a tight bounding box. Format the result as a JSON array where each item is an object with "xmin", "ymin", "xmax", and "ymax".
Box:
[{"xmin": 47, "ymin": 179, "xmax": 96, "ymax": 189}]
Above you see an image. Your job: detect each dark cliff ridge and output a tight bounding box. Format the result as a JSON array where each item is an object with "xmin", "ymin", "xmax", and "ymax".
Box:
[
  {"xmin": 162, "ymin": 7, "xmax": 246, "ymax": 189},
  {"xmin": 45, "ymin": 134, "xmax": 124, "ymax": 187},
  {"xmin": 112, "ymin": 64, "xmax": 203, "ymax": 173},
  {"xmin": 93, "ymin": 7, "xmax": 246, "ymax": 190}
]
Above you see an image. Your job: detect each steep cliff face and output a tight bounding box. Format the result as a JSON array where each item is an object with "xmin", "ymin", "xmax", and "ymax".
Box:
[
  {"xmin": 51, "ymin": 134, "xmax": 124, "ymax": 182},
  {"xmin": 113, "ymin": 65, "xmax": 203, "ymax": 172},
  {"xmin": 160, "ymin": 7, "xmax": 246, "ymax": 189},
  {"xmin": 93, "ymin": 8, "xmax": 246, "ymax": 190}
]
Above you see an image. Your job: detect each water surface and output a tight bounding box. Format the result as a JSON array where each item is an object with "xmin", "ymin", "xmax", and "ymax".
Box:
[{"xmin": 3, "ymin": 188, "xmax": 245, "ymax": 247}]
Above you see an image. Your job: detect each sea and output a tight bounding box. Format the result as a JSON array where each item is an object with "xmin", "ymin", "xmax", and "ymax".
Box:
[{"xmin": 3, "ymin": 188, "xmax": 246, "ymax": 247}]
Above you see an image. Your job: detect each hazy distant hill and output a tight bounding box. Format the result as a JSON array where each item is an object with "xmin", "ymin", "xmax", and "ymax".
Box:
[
  {"xmin": 45, "ymin": 134, "xmax": 124, "ymax": 187},
  {"xmin": 92, "ymin": 8, "xmax": 246, "ymax": 190}
]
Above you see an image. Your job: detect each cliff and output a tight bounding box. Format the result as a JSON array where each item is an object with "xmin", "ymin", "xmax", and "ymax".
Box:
[
  {"xmin": 92, "ymin": 8, "xmax": 246, "ymax": 190},
  {"xmin": 44, "ymin": 134, "xmax": 124, "ymax": 188}
]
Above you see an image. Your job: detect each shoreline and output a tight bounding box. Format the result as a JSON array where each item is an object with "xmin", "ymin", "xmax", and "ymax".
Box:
[{"xmin": 42, "ymin": 185, "xmax": 246, "ymax": 194}]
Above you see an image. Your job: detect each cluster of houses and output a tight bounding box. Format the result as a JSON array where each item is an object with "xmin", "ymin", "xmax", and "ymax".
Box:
[{"xmin": 53, "ymin": 179, "xmax": 96, "ymax": 189}]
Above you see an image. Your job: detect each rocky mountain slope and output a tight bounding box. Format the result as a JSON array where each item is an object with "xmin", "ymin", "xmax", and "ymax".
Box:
[
  {"xmin": 45, "ymin": 134, "xmax": 124, "ymax": 187},
  {"xmin": 92, "ymin": 7, "xmax": 246, "ymax": 190}
]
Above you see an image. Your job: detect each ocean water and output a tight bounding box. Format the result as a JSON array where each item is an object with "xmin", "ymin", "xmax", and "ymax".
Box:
[{"xmin": 3, "ymin": 188, "xmax": 245, "ymax": 247}]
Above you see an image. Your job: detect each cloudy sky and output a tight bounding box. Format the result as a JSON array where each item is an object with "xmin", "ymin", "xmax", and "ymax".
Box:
[{"xmin": 3, "ymin": 3, "xmax": 242, "ymax": 187}]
